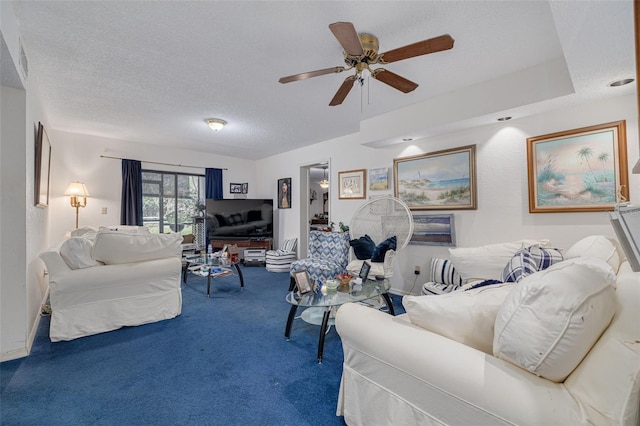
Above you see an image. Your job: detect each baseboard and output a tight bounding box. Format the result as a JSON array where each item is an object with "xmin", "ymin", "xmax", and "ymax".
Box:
[{"xmin": 2, "ymin": 288, "xmax": 50, "ymax": 362}]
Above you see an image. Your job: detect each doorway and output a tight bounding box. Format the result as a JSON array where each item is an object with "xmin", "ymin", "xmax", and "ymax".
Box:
[{"xmin": 298, "ymin": 161, "xmax": 330, "ymax": 258}]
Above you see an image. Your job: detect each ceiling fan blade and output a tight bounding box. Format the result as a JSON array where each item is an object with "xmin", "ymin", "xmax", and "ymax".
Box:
[
  {"xmin": 329, "ymin": 22, "xmax": 364, "ymax": 56},
  {"xmin": 372, "ymin": 69, "xmax": 418, "ymax": 93},
  {"xmin": 279, "ymin": 66, "xmax": 347, "ymax": 84},
  {"xmin": 329, "ymin": 75, "xmax": 357, "ymax": 106},
  {"xmin": 379, "ymin": 34, "xmax": 454, "ymax": 64}
]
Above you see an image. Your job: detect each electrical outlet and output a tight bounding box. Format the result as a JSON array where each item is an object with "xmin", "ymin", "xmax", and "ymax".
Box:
[
  {"xmin": 414, "ymin": 265, "xmax": 420, "ymax": 275},
  {"xmin": 101, "ymin": 207, "xmax": 107, "ymax": 214}
]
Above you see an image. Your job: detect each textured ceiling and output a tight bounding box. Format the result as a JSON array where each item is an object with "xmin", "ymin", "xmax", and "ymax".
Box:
[{"xmin": 9, "ymin": 1, "xmax": 637, "ymax": 161}]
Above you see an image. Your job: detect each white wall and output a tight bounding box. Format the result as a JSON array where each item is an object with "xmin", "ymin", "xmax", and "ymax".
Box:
[
  {"xmin": 1, "ymin": 2, "xmax": 51, "ymax": 361},
  {"xmin": 47, "ymin": 130, "xmax": 257, "ymax": 244},
  {"xmin": 256, "ymin": 94, "xmax": 639, "ymax": 295}
]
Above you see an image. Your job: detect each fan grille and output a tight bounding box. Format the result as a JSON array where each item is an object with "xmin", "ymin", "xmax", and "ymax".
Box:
[{"xmin": 349, "ymin": 196, "xmax": 413, "ymax": 250}]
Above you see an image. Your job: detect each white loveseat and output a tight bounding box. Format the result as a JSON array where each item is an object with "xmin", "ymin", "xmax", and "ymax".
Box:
[
  {"xmin": 336, "ymin": 236, "xmax": 640, "ymax": 425},
  {"xmin": 39, "ymin": 227, "xmax": 183, "ymax": 342}
]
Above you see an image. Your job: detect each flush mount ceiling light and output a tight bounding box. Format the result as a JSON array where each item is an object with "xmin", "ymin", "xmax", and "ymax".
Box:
[
  {"xmin": 608, "ymin": 78, "xmax": 634, "ymax": 87},
  {"xmin": 206, "ymin": 118, "xmax": 227, "ymax": 131}
]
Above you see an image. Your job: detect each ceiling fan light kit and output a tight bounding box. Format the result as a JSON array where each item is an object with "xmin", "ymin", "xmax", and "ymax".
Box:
[{"xmin": 279, "ymin": 21, "xmax": 455, "ymax": 106}]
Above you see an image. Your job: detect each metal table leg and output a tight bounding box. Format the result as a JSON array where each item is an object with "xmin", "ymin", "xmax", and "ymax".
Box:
[
  {"xmin": 285, "ymin": 305, "xmax": 298, "ymax": 340},
  {"xmin": 317, "ymin": 307, "xmax": 331, "ymax": 363},
  {"xmin": 382, "ymin": 293, "xmax": 395, "ymax": 316},
  {"xmin": 233, "ymin": 263, "xmax": 245, "ymax": 288}
]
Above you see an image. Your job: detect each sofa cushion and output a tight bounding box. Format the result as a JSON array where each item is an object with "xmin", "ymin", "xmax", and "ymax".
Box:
[
  {"xmin": 91, "ymin": 231, "xmax": 182, "ymax": 265},
  {"xmin": 449, "ymin": 239, "xmax": 549, "ymax": 282},
  {"xmin": 371, "ymin": 236, "xmax": 396, "ymax": 262},
  {"xmin": 59, "ymin": 237, "xmax": 103, "ymax": 270},
  {"xmin": 493, "ymin": 257, "xmax": 616, "ymax": 382},
  {"xmin": 565, "ymin": 235, "xmax": 620, "ymax": 274},
  {"xmin": 403, "ymin": 283, "xmax": 515, "ymax": 354},
  {"xmin": 349, "ymin": 235, "xmax": 376, "ymax": 260}
]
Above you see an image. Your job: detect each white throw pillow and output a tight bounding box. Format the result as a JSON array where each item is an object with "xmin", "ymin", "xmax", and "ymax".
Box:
[
  {"xmin": 565, "ymin": 235, "xmax": 621, "ymax": 274},
  {"xmin": 403, "ymin": 283, "xmax": 515, "ymax": 354},
  {"xmin": 59, "ymin": 237, "xmax": 103, "ymax": 270},
  {"xmin": 493, "ymin": 257, "xmax": 616, "ymax": 382},
  {"xmin": 91, "ymin": 231, "xmax": 182, "ymax": 264},
  {"xmin": 449, "ymin": 239, "xmax": 548, "ymax": 282}
]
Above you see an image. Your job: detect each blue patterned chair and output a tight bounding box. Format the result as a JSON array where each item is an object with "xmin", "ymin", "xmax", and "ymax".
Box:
[{"xmin": 289, "ymin": 231, "xmax": 350, "ymax": 290}]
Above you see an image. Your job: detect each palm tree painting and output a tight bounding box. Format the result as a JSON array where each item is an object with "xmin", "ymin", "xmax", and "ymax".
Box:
[{"xmin": 527, "ymin": 121, "xmax": 628, "ymax": 213}]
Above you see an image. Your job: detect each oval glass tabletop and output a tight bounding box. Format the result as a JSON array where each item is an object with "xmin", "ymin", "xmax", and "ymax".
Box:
[
  {"xmin": 285, "ymin": 278, "xmax": 390, "ymax": 308},
  {"xmin": 187, "ymin": 256, "xmax": 239, "ymax": 267}
]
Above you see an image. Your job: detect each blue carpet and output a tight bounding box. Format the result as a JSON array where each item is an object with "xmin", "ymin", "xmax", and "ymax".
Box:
[{"xmin": 1, "ymin": 266, "xmax": 405, "ymax": 425}]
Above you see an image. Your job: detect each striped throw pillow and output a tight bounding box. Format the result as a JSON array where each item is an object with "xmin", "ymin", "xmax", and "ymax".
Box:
[
  {"xmin": 429, "ymin": 258, "xmax": 463, "ymax": 286},
  {"xmin": 280, "ymin": 238, "xmax": 297, "ymax": 253}
]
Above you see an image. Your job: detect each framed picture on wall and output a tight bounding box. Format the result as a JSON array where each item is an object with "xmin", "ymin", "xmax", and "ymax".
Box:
[
  {"xmin": 241, "ymin": 183, "xmax": 248, "ymax": 194},
  {"xmin": 394, "ymin": 145, "xmax": 477, "ymax": 210},
  {"xmin": 369, "ymin": 167, "xmax": 389, "ymax": 190},
  {"xmin": 278, "ymin": 177, "xmax": 291, "ymax": 209},
  {"xmin": 230, "ymin": 183, "xmax": 243, "ymax": 194},
  {"xmin": 527, "ymin": 120, "xmax": 628, "ymax": 213},
  {"xmin": 34, "ymin": 122, "xmax": 51, "ymax": 208},
  {"xmin": 409, "ymin": 214, "xmax": 456, "ymax": 246},
  {"xmin": 338, "ymin": 169, "xmax": 366, "ymax": 199}
]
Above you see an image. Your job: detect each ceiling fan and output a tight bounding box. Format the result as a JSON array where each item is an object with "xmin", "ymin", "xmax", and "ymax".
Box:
[{"xmin": 278, "ymin": 22, "xmax": 454, "ymax": 106}]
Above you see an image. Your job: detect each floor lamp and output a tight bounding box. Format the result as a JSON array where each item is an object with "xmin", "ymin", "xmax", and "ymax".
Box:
[{"xmin": 64, "ymin": 182, "xmax": 90, "ymax": 229}]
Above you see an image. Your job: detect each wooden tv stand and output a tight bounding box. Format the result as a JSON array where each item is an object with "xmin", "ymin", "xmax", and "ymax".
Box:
[{"xmin": 209, "ymin": 238, "xmax": 272, "ymax": 252}]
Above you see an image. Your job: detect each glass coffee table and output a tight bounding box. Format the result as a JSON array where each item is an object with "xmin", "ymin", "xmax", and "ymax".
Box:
[
  {"xmin": 185, "ymin": 256, "xmax": 244, "ymax": 297},
  {"xmin": 285, "ymin": 278, "xmax": 394, "ymax": 363}
]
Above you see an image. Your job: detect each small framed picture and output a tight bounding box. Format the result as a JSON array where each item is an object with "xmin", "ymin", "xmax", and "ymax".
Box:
[
  {"xmin": 278, "ymin": 177, "xmax": 292, "ymax": 209},
  {"xmin": 293, "ymin": 269, "xmax": 313, "ymax": 295},
  {"xmin": 230, "ymin": 183, "xmax": 243, "ymax": 194},
  {"xmin": 358, "ymin": 261, "xmax": 371, "ymax": 282},
  {"xmin": 241, "ymin": 183, "xmax": 248, "ymax": 194},
  {"xmin": 338, "ymin": 169, "xmax": 366, "ymax": 199}
]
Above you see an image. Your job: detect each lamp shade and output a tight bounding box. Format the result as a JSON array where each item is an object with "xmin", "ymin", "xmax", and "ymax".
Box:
[{"xmin": 64, "ymin": 182, "xmax": 90, "ymax": 197}]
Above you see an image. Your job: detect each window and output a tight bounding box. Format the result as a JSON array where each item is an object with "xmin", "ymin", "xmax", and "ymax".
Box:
[{"xmin": 142, "ymin": 170, "xmax": 205, "ymax": 234}]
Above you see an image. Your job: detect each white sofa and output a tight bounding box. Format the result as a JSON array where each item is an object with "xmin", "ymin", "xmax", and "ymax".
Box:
[
  {"xmin": 39, "ymin": 227, "xmax": 183, "ymax": 342},
  {"xmin": 336, "ymin": 236, "xmax": 640, "ymax": 425}
]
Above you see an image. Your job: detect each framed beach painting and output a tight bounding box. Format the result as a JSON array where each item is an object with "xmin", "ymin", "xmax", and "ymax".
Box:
[
  {"xmin": 368, "ymin": 167, "xmax": 389, "ymax": 190},
  {"xmin": 393, "ymin": 145, "xmax": 477, "ymax": 210},
  {"xmin": 527, "ymin": 121, "xmax": 628, "ymax": 213},
  {"xmin": 338, "ymin": 169, "xmax": 366, "ymax": 199},
  {"xmin": 409, "ymin": 214, "xmax": 456, "ymax": 246}
]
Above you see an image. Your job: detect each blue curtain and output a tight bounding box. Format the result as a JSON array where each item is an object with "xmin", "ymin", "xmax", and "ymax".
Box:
[
  {"xmin": 205, "ymin": 168, "xmax": 223, "ymax": 199},
  {"xmin": 121, "ymin": 159, "xmax": 143, "ymax": 226}
]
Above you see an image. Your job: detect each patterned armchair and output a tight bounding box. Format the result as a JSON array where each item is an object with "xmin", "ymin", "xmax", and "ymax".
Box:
[{"xmin": 289, "ymin": 231, "xmax": 350, "ymax": 289}]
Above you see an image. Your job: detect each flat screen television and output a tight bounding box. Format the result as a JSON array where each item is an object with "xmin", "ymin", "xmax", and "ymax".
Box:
[{"xmin": 206, "ymin": 199, "xmax": 274, "ymax": 240}]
